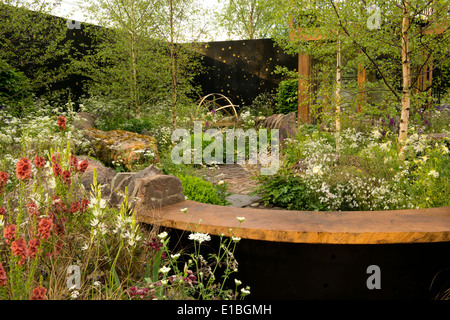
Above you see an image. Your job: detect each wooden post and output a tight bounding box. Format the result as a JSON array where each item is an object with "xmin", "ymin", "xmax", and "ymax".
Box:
[
  {"xmin": 357, "ymin": 50, "xmax": 366, "ymax": 113},
  {"xmin": 298, "ymin": 53, "xmax": 311, "ymax": 124}
]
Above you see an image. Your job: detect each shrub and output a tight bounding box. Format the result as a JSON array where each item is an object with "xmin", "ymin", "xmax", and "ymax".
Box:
[
  {"xmin": 178, "ymin": 174, "xmax": 230, "ymax": 206},
  {"xmin": 0, "ymin": 59, "xmax": 32, "ymax": 117},
  {"xmin": 276, "ymin": 79, "xmax": 298, "ymax": 114},
  {"xmin": 255, "ymin": 125, "xmax": 450, "ymax": 211}
]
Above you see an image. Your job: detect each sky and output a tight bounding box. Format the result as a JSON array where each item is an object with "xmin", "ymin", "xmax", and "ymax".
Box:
[{"xmin": 46, "ymin": 0, "xmax": 228, "ymax": 41}]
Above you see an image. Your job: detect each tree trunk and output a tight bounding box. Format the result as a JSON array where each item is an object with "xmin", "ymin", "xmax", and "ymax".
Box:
[
  {"xmin": 130, "ymin": 0, "xmax": 140, "ymax": 117},
  {"xmin": 398, "ymin": 1, "xmax": 411, "ymax": 145},
  {"xmin": 249, "ymin": 0, "xmax": 255, "ymax": 39},
  {"xmin": 336, "ymin": 38, "xmax": 341, "ymax": 152},
  {"xmin": 170, "ymin": 0, "xmax": 177, "ymax": 130}
]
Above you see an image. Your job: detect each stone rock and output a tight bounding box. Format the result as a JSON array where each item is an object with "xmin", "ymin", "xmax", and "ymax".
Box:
[
  {"xmin": 262, "ymin": 112, "xmax": 297, "ymax": 140},
  {"xmin": 110, "ymin": 165, "xmax": 185, "ymax": 212},
  {"xmin": 226, "ymin": 194, "xmax": 262, "ymax": 208},
  {"xmin": 83, "ymin": 128, "xmax": 159, "ymax": 171},
  {"xmin": 74, "ymin": 112, "xmax": 96, "ymax": 130},
  {"xmin": 78, "ymin": 155, "xmax": 116, "ymax": 199}
]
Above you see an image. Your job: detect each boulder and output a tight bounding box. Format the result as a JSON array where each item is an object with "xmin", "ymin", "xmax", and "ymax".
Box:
[
  {"xmin": 83, "ymin": 128, "xmax": 159, "ymax": 171},
  {"xmin": 262, "ymin": 112, "xmax": 297, "ymax": 140},
  {"xmin": 74, "ymin": 112, "xmax": 96, "ymax": 130},
  {"xmin": 78, "ymin": 155, "xmax": 116, "ymax": 199},
  {"xmin": 110, "ymin": 165, "xmax": 185, "ymax": 212}
]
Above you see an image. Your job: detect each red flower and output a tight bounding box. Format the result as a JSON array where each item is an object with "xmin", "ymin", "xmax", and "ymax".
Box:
[
  {"xmin": 0, "ymin": 171, "xmax": 9, "ymax": 184},
  {"xmin": 70, "ymin": 201, "xmax": 80, "ymax": 214},
  {"xmin": 28, "ymin": 238, "xmax": 40, "ymax": 258},
  {"xmin": 37, "ymin": 218, "xmax": 53, "ymax": 240},
  {"xmin": 69, "ymin": 155, "xmax": 78, "ymax": 171},
  {"xmin": 0, "ymin": 263, "xmax": 7, "ymax": 286},
  {"xmin": 52, "ymin": 163, "xmax": 62, "ymax": 177},
  {"xmin": 16, "ymin": 157, "xmax": 32, "ymax": 181},
  {"xmin": 62, "ymin": 170, "xmax": 71, "ymax": 188},
  {"xmin": 11, "ymin": 238, "xmax": 27, "ymax": 265},
  {"xmin": 0, "ymin": 207, "xmax": 5, "ymax": 217},
  {"xmin": 26, "ymin": 202, "xmax": 39, "ymax": 218},
  {"xmin": 3, "ymin": 224, "xmax": 16, "ymax": 244},
  {"xmin": 80, "ymin": 199, "xmax": 89, "ymax": 213},
  {"xmin": 57, "ymin": 116, "xmax": 66, "ymax": 131},
  {"xmin": 78, "ymin": 160, "xmax": 88, "ymax": 173},
  {"xmin": 34, "ymin": 156, "xmax": 45, "ymax": 168},
  {"xmin": 0, "ymin": 171, "xmax": 8, "ymax": 194},
  {"xmin": 51, "ymin": 153, "xmax": 60, "ymax": 164},
  {"xmin": 30, "ymin": 286, "xmax": 47, "ymax": 300},
  {"xmin": 0, "ymin": 171, "xmax": 8, "ymax": 184}
]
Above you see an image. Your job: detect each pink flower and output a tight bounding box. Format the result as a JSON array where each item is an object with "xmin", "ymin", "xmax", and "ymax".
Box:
[
  {"xmin": 30, "ymin": 286, "xmax": 47, "ymax": 300},
  {"xmin": 0, "ymin": 263, "xmax": 7, "ymax": 286},
  {"xmin": 78, "ymin": 160, "xmax": 88, "ymax": 173},
  {"xmin": 57, "ymin": 116, "xmax": 66, "ymax": 131},
  {"xmin": 69, "ymin": 155, "xmax": 78, "ymax": 171},
  {"xmin": 3, "ymin": 224, "xmax": 16, "ymax": 244},
  {"xmin": 11, "ymin": 238, "xmax": 28, "ymax": 265},
  {"xmin": 62, "ymin": 170, "xmax": 71, "ymax": 188},
  {"xmin": 16, "ymin": 157, "xmax": 32, "ymax": 181},
  {"xmin": 38, "ymin": 218, "xmax": 53, "ymax": 240},
  {"xmin": 34, "ymin": 156, "xmax": 45, "ymax": 168},
  {"xmin": 26, "ymin": 202, "xmax": 39, "ymax": 218},
  {"xmin": 0, "ymin": 171, "xmax": 8, "ymax": 194},
  {"xmin": 70, "ymin": 201, "xmax": 80, "ymax": 214},
  {"xmin": 52, "ymin": 163, "xmax": 62, "ymax": 177},
  {"xmin": 28, "ymin": 238, "xmax": 40, "ymax": 258}
]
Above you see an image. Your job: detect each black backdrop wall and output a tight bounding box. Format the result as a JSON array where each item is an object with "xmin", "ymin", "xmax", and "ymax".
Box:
[{"xmin": 195, "ymin": 39, "xmax": 298, "ymax": 108}]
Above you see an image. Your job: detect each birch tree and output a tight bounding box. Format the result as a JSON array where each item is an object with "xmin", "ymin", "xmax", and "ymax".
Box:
[
  {"xmin": 270, "ymin": 0, "xmax": 449, "ymax": 144},
  {"xmin": 215, "ymin": 0, "xmax": 276, "ymax": 39}
]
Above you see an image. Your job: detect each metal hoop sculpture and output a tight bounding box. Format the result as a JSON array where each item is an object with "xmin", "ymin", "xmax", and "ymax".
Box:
[{"xmin": 193, "ymin": 93, "xmax": 239, "ymax": 127}]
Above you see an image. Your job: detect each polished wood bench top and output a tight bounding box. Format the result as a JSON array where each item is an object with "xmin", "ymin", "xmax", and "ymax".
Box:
[{"xmin": 137, "ymin": 200, "xmax": 450, "ymax": 244}]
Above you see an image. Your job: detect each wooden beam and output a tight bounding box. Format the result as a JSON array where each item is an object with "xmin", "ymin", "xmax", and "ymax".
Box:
[
  {"xmin": 137, "ymin": 200, "xmax": 450, "ymax": 245},
  {"xmin": 357, "ymin": 51, "xmax": 366, "ymax": 113},
  {"xmin": 298, "ymin": 53, "xmax": 311, "ymax": 124}
]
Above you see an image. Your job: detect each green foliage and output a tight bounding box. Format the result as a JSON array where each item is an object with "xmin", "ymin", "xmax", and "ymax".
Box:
[
  {"xmin": 0, "ymin": 1, "xmax": 72, "ymax": 106},
  {"xmin": 78, "ymin": 0, "xmax": 205, "ymax": 122},
  {"xmin": 215, "ymin": 0, "xmax": 276, "ymax": 40},
  {"xmin": 255, "ymin": 170, "xmax": 322, "ymax": 210},
  {"xmin": 178, "ymin": 174, "xmax": 230, "ymax": 206},
  {"xmin": 0, "ymin": 59, "xmax": 31, "ymax": 116},
  {"xmin": 276, "ymin": 79, "xmax": 298, "ymax": 114},
  {"xmin": 270, "ymin": 0, "xmax": 449, "ymax": 130},
  {"xmin": 241, "ymin": 92, "xmax": 277, "ymax": 117},
  {"xmin": 255, "ymin": 124, "xmax": 450, "ymax": 211}
]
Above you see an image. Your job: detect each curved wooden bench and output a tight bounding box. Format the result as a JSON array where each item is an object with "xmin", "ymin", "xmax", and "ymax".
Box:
[{"xmin": 137, "ymin": 200, "xmax": 450, "ymax": 244}]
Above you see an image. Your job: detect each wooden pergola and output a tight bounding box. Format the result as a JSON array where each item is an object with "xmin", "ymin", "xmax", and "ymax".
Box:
[{"xmin": 289, "ymin": 11, "xmax": 447, "ymax": 124}]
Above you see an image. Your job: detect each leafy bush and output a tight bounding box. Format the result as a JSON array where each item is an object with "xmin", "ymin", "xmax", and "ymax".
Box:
[
  {"xmin": 0, "ymin": 59, "xmax": 32, "ymax": 117},
  {"xmin": 276, "ymin": 79, "xmax": 298, "ymax": 114},
  {"xmin": 241, "ymin": 92, "xmax": 277, "ymax": 117},
  {"xmin": 255, "ymin": 125, "xmax": 450, "ymax": 211},
  {"xmin": 178, "ymin": 174, "xmax": 230, "ymax": 206}
]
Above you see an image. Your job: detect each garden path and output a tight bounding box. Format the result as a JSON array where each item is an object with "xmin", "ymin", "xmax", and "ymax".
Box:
[{"xmin": 199, "ymin": 163, "xmax": 284, "ymax": 209}]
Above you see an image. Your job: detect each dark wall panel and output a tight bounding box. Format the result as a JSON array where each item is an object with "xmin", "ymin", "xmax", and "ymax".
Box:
[{"xmin": 196, "ymin": 39, "xmax": 298, "ymax": 108}]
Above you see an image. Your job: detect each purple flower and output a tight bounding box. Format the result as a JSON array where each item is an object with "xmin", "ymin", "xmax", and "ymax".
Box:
[
  {"xmin": 211, "ymin": 108, "xmax": 216, "ymax": 114},
  {"xmin": 424, "ymin": 119, "xmax": 430, "ymax": 127},
  {"xmin": 381, "ymin": 130, "xmax": 386, "ymax": 137},
  {"xmin": 389, "ymin": 118, "xmax": 395, "ymax": 126}
]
